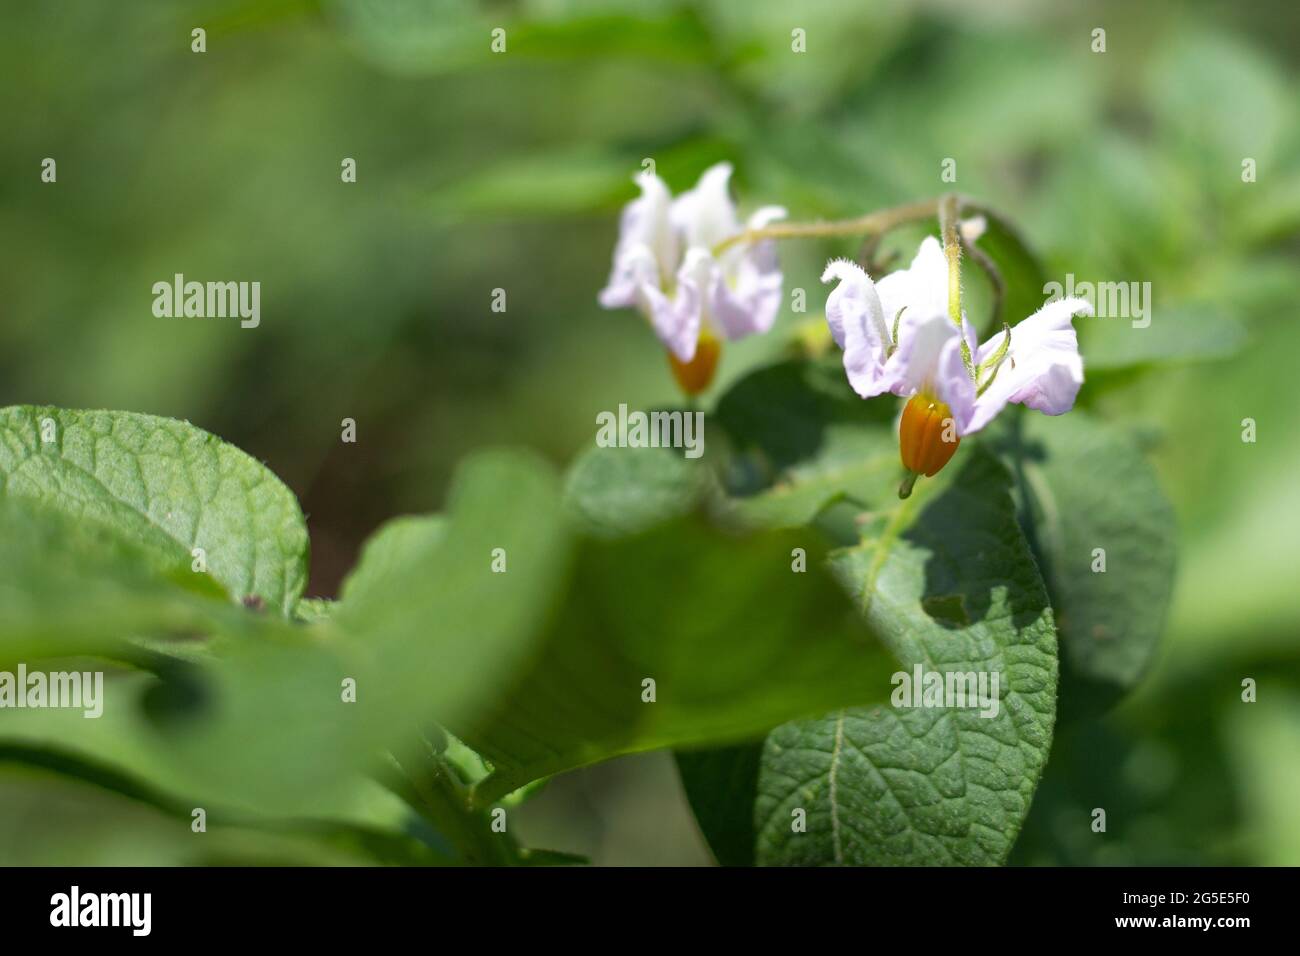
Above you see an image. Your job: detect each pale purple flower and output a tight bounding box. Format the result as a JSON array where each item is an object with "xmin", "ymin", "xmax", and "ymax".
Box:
[
  {"xmin": 599, "ymin": 163, "xmax": 786, "ymax": 362},
  {"xmin": 821, "ymin": 236, "xmax": 1093, "ymax": 437}
]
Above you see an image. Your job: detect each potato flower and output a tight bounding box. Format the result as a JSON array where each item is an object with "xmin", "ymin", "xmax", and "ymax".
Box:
[
  {"xmin": 599, "ymin": 163, "xmax": 785, "ymax": 395},
  {"xmin": 822, "ymin": 237, "xmax": 1093, "ymax": 496}
]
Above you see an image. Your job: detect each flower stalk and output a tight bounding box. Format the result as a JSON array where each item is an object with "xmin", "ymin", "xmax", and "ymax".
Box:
[{"xmin": 711, "ymin": 197, "xmax": 943, "ymax": 258}]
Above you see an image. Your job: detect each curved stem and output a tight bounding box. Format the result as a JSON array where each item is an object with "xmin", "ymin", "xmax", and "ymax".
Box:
[
  {"xmin": 961, "ymin": 229, "xmax": 1004, "ymax": 332},
  {"xmin": 711, "ymin": 197, "xmax": 942, "ymax": 257}
]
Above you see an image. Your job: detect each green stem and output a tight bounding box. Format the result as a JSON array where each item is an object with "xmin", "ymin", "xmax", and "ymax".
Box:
[
  {"xmin": 961, "ymin": 229, "xmax": 1004, "ymax": 332},
  {"xmin": 711, "ymin": 197, "xmax": 942, "ymax": 257},
  {"xmin": 898, "ymin": 470, "xmax": 919, "ymax": 500},
  {"xmin": 381, "ymin": 750, "xmax": 516, "ymax": 866},
  {"xmin": 938, "ymin": 193, "xmax": 964, "ymax": 326},
  {"xmin": 939, "ymin": 192, "xmax": 978, "ymax": 381}
]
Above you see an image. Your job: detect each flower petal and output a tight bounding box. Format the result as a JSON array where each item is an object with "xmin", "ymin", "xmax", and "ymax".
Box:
[
  {"xmin": 967, "ymin": 296, "xmax": 1093, "ymax": 433},
  {"xmin": 821, "ymin": 259, "xmax": 893, "ymax": 398},
  {"xmin": 932, "ymin": 333, "xmax": 978, "ymax": 435},
  {"xmin": 671, "ymin": 162, "xmax": 742, "ymax": 251},
  {"xmin": 710, "ymin": 204, "xmax": 787, "ymax": 340},
  {"xmin": 598, "ymin": 170, "xmax": 677, "ymax": 310},
  {"xmin": 876, "ymin": 236, "xmax": 950, "ymax": 344},
  {"xmin": 642, "ymin": 247, "xmax": 713, "ymax": 362},
  {"xmin": 890, "ymin": 311, "xmax": 972, "ymax": 411}
]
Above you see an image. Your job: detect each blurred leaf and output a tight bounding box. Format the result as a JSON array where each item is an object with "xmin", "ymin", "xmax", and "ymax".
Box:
[
  {"xmin": 1149, "ymin": 29, "xmax": 1291, "ymax": 182},
  {"xmin": 0, "ymin": 765, "xmax": 448, "ymax": 866},
  {"xmin": 1228, "ymin": 692, "xmax": 1300, "ymax": 867},
  {"xmin": 0, "ymin": 498, "xmax": 228, "ymax": 665},
  {"xmin": 326, "ymin": 1, "xmax": 713, "ymax": 75},
  {"xmin": 293, "ymin": 597, "xmax": 338, "ymax": 623},
  {"xmin": 0, "ymin": 407, "xmax": 308, "ymax": 616},
  {"xmin": 699, "ymin": 0, "xmax": 910, "ymax": 112},
  {"xmin": 753, "ymin": 449, "xmax": 1057, "ymax": 865},
  {"xmin": 993, "ymin": 411, "xmax": 1176, "ymax": 698},
  {"xmin": 712, "ymin": 359, "xmax": 897, "ymax": 527},
  {"xmin": 427, "ymin": 148, "xmax": 633, "ymax": 219},
  {"xmin": 339, "ymin": 514, "xmax": 446, "ymax": 602},
  {"xmin": 563, "ymin": 442, "xmax": 714, "ymax": 537},
  {"xmin": 464, "ymin": 513, "xmax": 897, "ymax": 803},
  {"xmin": 0, "ymin": 413, "xmax": 377, "ymax": 814},
  {"xmin": 323, "ymin": 0, "xmax": 490, "ymax": 75},
  {"xmin": 0, "ymin": 604, "xmax": 384, "ymax": 816},
  {"xmin": 1080, "ymin": 304, "xmax": 1246, "ymax": 371},
  {"xmin": 675, "ymin": 742, "xmax": 763, "ymax": 866},
  {"xmin": 338, "ymin": 449, "xmax": 572, "ymax": 738},
  {"xmin": 461, "ymin": 440, "xmax": 898, "ymax": 801},
  {"xmin": 970, "ymin": 209, "xmax": 1049, "ymax": 335}
]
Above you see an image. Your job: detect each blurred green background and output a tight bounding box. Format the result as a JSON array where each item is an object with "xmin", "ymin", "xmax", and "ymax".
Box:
[{"xmin": 1, "ymin": 0, "xmax": 1297, "ymax": 864}]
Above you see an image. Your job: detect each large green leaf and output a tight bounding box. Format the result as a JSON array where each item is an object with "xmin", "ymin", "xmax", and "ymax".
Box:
[
  {"xmin": 993, "ymin": 410, "xmax": 1176, "ymax": 700},
  {"xmin": 0, "ymin": 444, "xmax": 570, "ymax": 828},
  {"xmin": 0, "ymin": 507, "xmax": 375, "ymax": 815},
  {"xmin": 0, "ymin": 407, "xmax": 309, "ymax": 615},
  {"xmin": 461, "ymin": 515, "xmax": 897, "ymax": 803},
  {"xmin": 459, "ymin": 438, "xmax": 898, "ymax": 803},
  {"xmin": 753, "ymin": 450, "xmax": 1058, "ymax": 865},
  {"xmin": 0, "ymin": 439, "xmax": 368, "ymax": 815}
]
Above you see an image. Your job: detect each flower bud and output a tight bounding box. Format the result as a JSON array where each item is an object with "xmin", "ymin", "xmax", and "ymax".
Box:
[{"xmin": 899, "ymin": 392, "xmax": 960, "ymax": 478}]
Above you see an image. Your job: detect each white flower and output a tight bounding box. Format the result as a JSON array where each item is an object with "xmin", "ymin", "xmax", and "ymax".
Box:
[
  {"xmin": 822, "ymin": 236, "xmax": 1093, "ymax": 437},
  {"xmin": 599, "ymin": 162, "xmax": 786, "ymax": 363}
]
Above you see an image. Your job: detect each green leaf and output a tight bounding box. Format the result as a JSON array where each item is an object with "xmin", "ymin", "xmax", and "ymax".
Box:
[
  {"xmin": 427, "ymin": 148, "xmax": 635, "ymax": 220},
  {"xmin": 0, "ymin": 497, "xmax": 228, "ymax": 665},
  {"xmin": 1, "ymin": 446, "xmax": 570, "ymax": 824},
  {"xmin": 326, "ymin": 2, "xmax": 712, "ymax": 76},
  {"xmin": 993, "ymin": 410, "xmax": 1176, "ymax": 698},
  {"xmin": 712, "ymin": 359, "xmax": 898, "ymax": 528},
  {"xmin": 0, "ymin": 407, "xmax": 309, "ymax": 616},
  {"xmin": 0, "ymin": 462, "xmax": 368, "ymax": 816},
  {"xmin": 968, "ymin": 209, "xmax": 1048, "ymax": 335},
  {"xmin": 337, "ymin": 448, "xmax": 572, "ymax": 738},
  {"xmin": 0, "ymin": 766, "xmax": 453, "ymax": 866},
  {"xmin": 339, "ymin": 514, "xmax": 446, "ymax": 602},
  {"xmin": 0, "ymin": 601, "xmax": 386, "ymax": 816},
  {"xmin": 293, "ymin": 597, "xmax": 338, "ymax": 624},
  {"xmin": 753, "ymin": 449, "xmax": 1058, "ymax": 865},
  {"xmin": 1079, "ymin": 303, "xmax": 1246, "ymax": 372},
  {"xmin": 563, "ymin": 442, "xmax": 714, "ymax": 538},
  {"xmin": 675, "ymin": 742, "xmax": 764, "ymax": 867},
  {"xmin": 461, "ymin": 508, "xmax": 897, "ymax": 804}
]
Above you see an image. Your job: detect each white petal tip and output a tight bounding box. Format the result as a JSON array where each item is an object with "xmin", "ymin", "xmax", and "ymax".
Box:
[{"xmin": 821, "ymin": 257, "xmax": 866, "ymax": 285}]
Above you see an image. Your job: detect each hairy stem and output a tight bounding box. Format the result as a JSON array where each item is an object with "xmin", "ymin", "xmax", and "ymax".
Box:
[
  {"xmin": 938, "ymin": 192, "xmax": 964, "ymax": 326},
  {"xmin": 711, "ymin": 197, "xmax": 942, "ymax": 257},
  {"xmin": 939, "ymin": 192, "xmax": 977, "ymax": 378},
  {"xmin": 382, "ymin": 747, "xmax": 516, "ymax": 865}
]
